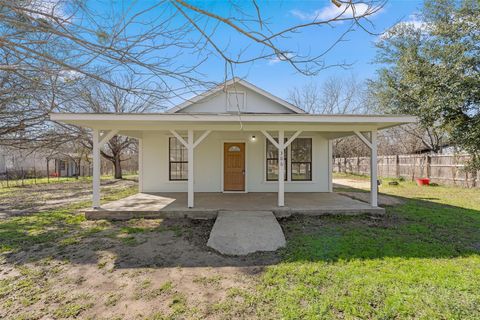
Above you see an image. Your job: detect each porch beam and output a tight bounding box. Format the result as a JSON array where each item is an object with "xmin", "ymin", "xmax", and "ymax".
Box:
[
  {"xmin": 99, "ymin": 129, "xmax": 119, "ymax": 146},
  {"xmin": 261, "ymin": 130, "xmax": 280, "ymax": 149},
  {"xmin": 169, "ymin": 130, "xmax": 188, "ymax": 148},
  {"xmin": 354, "ymin": 131, "xmax": 372, "ymax": 150},
  {"xmin": 284, "ymin": 130, "xmax": 303, "ymax": 148},
  {"xmin": 193, "ymin": 130, "xmax": 211, "ymax": 148}
]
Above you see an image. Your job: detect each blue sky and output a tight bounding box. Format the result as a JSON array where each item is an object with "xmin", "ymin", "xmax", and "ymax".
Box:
[
  {"xmin": 213, "ymin": 0, "xmax": 425, "ymax": 98},
  {"xmin": 84, "ymin": 0, "xmax": 424, "ymax": 102}
]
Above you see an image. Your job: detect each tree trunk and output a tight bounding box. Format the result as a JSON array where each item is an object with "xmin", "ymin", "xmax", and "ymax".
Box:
[
  {"xmin": 75, "ymin": 158, "xmax": 81, "ymax": 179},
  {"xmin": 113, "ymin": 154, "xmax": 122, "ymax": 179}
]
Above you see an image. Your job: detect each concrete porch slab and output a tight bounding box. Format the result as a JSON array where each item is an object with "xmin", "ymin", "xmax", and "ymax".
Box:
[
  {"xmin": 207, "ymin": 211, "xmax": 286, "ymax": 255},
  {"xmin": 85, "ymin": 192, "xmax": 384, "ymax": 221}
]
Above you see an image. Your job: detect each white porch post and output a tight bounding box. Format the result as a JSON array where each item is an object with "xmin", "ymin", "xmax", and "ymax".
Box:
[
  {"xmin": 92, "ymin": 129, "xmax": 101, "ymax": 208},
  {"xmin": 328, "ymin": 139, "xmax": 333, "ymax": 192},
  {"xmin": 278, "ymin": 130, "xmax": 285, "ymax": 207},
  {"xmin": 92, "ymin": 129, "xmax": 119, "ymax": 209},
  {"xmin": 170, "ymin": 129, "xmax": 211, "ymax": 208},
  {"xmin": 261, "ymin": 129, "xmax": 302, "ymax": 207},
  {"xmin": 354, "ymin": 130, "xmax": 378, "ymax": 207},
  {"xmin": 370, "ymin": 130, "xmax": 378, "ymax": 207},
  {"xmin": 187, "ymin": 129, "xmax": 194, "ymax": 208}
]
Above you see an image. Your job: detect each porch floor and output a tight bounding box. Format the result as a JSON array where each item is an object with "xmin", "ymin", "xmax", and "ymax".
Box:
[{"xmin": 86, "ymin": 192, "xmax": 385, "ymax": 220}]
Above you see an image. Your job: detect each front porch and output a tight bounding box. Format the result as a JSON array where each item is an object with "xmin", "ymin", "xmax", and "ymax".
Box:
[{"xmin": 85, "ymin": 192, "xmax": 385, "ymax": 220}]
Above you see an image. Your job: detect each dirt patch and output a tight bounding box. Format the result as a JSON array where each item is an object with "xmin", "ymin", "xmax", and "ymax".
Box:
[
  {"xmin": 333, "ymin": 178, "xmax": 370, "ymax": 190},
  {"xmin": 0, "ymin": 217, "xmax": 280, "ymax": 319},
  {"xmin": 280, "ymin": 213, "xmax": 406, "ymax": 237},
  {"xmin": 339, "ymin": 191, "xmax": 405, "ymax": 206}
]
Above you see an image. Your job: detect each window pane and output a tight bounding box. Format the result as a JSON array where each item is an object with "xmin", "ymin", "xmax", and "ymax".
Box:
[
  {"xmin": 169, "ymin": 137, "xmax": 188, "ymax": 180},
  {"xmin": 291, "ymin": 138, "xmax": 312, "ymax": 162},
  {"xmin": 266, "ymin": 139, "xmax": 278, "ymax": 158},
  {"xmin": 266, "ymin": 160, "xmax": 287, "ymax": 181},
  {"xmin": 169, "ymin": 137, "xmax": 187, "ymax": 162},
  {"xmin": 291, "ymin": 163, "xmax": 311, "ymax": 181},
  {"xmin": 170, "ymin": 162, "xmax": 188, "ymax": 180},
  {"xmin": 267, "ymin": 159, "xmax": 279, "ymax": 181},
  {"xmin": 266, "ymin": 138, "xmax": 287, "ymax": 181}
]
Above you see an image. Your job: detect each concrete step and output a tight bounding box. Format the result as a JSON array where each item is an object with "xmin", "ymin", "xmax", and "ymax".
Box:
[{"xmin": 207, "ymin": 210, "xmax": 286, "ymax": 255}]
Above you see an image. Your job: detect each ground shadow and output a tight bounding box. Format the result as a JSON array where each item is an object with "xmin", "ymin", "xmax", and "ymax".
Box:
[{"xmin": 2, "ymin": 189, "xmax": 479, "ymax": 270}]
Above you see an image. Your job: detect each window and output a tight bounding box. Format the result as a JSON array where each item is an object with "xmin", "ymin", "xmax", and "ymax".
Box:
[
  {"xmin": 265, "ymin": 137, "xmax": 312, "ymax": 181},
  {"xmin": 291, "ymin": 138, "xmax": 312, "ymax": 181},
  {"xmin": 266, "ymin": 138, "xmax": 287, "ymax": 181},
  {"xmin": 226, "ymin": 91, "xmax": 245, "ymax": 112},
  {"xmin": 169, "ymin": 137, "xmax": 187, "ymax": 180},
  {"xmin": 228, "ymin": 145, "xmax": 241, "ymax": 152}
]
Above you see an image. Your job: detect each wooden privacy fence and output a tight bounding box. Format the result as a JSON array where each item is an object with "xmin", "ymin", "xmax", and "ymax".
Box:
[{"xmin": 334, "ymin": 154, "xmax": 480, "ymax": 188}]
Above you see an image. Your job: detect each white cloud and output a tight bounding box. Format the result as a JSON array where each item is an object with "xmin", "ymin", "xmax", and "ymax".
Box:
[
  {"xmin": 268, "ymin": 52, "xmax": 294, "ymax": 65},
  {"xmin": 25, "ymin": 0, "xmax": 69, "ymax": 20},
  {"xmin": 291, "ymin": 2, "xmax": 382, "ymax": 22},
  {"xmin": 58, "ymin": 69, "xmax": 83, "ymax": 82},
  {"xmin": 400, "ymin": 16, "xmax": 427, "ymax": 30},
  {"xmin": 378, "ymin": 15, "xmax": 428, "ymax": 41}
]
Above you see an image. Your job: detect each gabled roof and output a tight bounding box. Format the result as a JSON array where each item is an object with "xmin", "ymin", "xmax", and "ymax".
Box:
[{"xmin": 166, "ymin": 77, "xmax": 306, "ymax": 114}]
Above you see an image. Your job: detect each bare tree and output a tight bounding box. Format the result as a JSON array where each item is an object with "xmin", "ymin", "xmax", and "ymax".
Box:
[
  {"xmin": 1, "ymin": 0, "xmax": 388, "ymax": 173},
  {"xmin": 288, "ymin": 75, "xmax": 369, "ymax": 114},
  {"xmin": 68, "ymin": 76, "xmax": 161, "ymax": 179},
  {"xmin": 0, "ymin": 0, "xmax": 386, "ymax": 138},
  {"xmin": 289, "ymin": 75, "xmax": 371, "ymax": 157}
]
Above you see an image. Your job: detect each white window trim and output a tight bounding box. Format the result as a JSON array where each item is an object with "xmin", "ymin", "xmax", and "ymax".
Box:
[
  {"xmin": 226, "ymin": 91, "xmax": 246, "ymax": 112},
  {"xmin": 263, "ymin": 135, "xmax": 315, "ymax": 184}
]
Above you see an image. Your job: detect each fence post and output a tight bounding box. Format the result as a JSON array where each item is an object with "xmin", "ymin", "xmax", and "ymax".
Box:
[
  {"xmin": 343, "ymin": 157, "xmax": 347, "ymax": 173},
  {"xmin": 395, "ymin": 155, "xmax": 400, "ymax": 178},
  {"xmin": 426, "ymin": 155, "xmax": 431, "ymax": 179},
  {"xmin": 46, "ymin": 158, "xmax": 50, "ymax": 183}
]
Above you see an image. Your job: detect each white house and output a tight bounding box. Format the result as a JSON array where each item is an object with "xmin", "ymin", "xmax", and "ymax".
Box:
[{"xmin": 51, "ymin": 78, "xmax": 416, "ymax": 210}]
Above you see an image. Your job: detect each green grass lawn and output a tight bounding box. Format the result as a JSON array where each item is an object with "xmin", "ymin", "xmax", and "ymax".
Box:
[
  {"xmin": 1, "ymin": 175, "xmax": 479, "ymax": 319},
  {"xmin": 244, "ymin": 178, "xmax": 480, "ymax": 319},
  {"xmin": 0, "ymin": 174, "xmax": 138, "ymax": 189},
  {"xmin": 0, "ymin": 182, "xmax": 138, "ymax": 253}
]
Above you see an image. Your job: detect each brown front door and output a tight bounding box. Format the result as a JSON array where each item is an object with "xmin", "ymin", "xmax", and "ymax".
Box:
[{"xmin": 224, "ymin": 143, "xmax": 245, "ymax": 191}]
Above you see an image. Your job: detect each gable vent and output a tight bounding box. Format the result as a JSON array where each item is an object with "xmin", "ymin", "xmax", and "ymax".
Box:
[{"xmin": 226, "ymin": 91, "xmax": 246, "ymax": 112}]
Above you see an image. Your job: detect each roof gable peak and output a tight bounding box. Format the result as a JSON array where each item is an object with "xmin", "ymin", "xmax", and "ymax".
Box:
[{"xmin": 167, "ymin": 78, "xmax": 306, "ymax": 114}]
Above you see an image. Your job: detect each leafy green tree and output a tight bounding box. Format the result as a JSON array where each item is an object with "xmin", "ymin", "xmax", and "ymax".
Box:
[{"xmin": 370, "ymin": 0, "xmax": 480, "ymax": 169}]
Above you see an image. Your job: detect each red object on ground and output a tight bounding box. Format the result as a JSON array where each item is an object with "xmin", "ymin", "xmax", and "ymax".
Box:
[{"xmin": 416, "ymin": 178, "xmax": 430, "ymax": 186}]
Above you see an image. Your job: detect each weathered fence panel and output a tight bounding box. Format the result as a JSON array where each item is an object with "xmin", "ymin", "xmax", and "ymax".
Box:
[{"xmin": 334, "ymin": 154, "xmax": 479, "ymax": 188}]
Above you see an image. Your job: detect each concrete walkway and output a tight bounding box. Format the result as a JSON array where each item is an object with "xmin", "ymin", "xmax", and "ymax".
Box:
[{"xmin": 207, "ymin": 211, "xmax": 286, "ymax": 255}]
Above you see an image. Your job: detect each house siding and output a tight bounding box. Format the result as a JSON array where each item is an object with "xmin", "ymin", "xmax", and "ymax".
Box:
[
  {"xmin": 141, "ymin": 131, "xmax": 329, "ymax": 193},
  {"xmin": 176, "ymin": 83, "xmax": 296, "ymax": 114}
]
